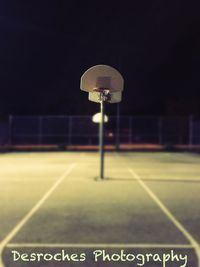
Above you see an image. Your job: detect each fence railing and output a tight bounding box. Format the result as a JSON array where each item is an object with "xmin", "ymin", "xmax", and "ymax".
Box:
[{"xmin": 1, "ymin": 115, "xmax": 198, "ymax": 147}]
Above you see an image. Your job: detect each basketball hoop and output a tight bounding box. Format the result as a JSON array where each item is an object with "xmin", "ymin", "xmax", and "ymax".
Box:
[
  {"xmin": 93, "ymin": 87, "xmax": 111, "ymax": 102},
  {"xmin": 80, "ymin": 65, "xmax": 124, "ymax": 180}
]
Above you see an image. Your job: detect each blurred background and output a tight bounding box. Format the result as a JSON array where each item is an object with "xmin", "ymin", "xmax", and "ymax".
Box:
[{"xmin": 0, "ymin": 0, "xmax": 200, "ymax": 150}]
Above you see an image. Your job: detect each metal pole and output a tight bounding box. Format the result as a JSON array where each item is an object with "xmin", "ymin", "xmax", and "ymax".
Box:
[
  {"xmin": 99, "ymin": 94, "xmax": 104, "ymax": 179},
  {"xmin": 129, "ymin": 116, "xmax": 132, "ymax": 144},
  {"xmin": 8, "ymin": 114, "xmax": 13, "ymax": 148},
  {"xmin": 68, "ymin": 116, "xmax": 72, "ymax": 146},
  {"xmin": 39, "ymin": 116, "xmax": 43, "ymax": 145},
  {"xmin": 189, "ymin": 115, "xmax": 193, "ymax": 146},
  {"xmin": 116, "ymin": 103, "xmax": 120, "ymax": 150},
  {"xmin": 158, "ymin": 117, "xmax": 162, "ymax": 145}
]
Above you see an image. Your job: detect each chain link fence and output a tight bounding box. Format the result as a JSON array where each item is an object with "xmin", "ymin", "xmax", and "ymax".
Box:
[{"xmin": 1, "ymin": 115, "xmax": 198, "ymax": 147}]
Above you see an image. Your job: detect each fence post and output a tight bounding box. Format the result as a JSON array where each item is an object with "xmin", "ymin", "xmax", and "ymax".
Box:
[
  {"xmin": 158, "ymin": 117, "xmax": 162, "ymax": 145},
  {"xmin": 38, "ymin": 116, "xmax": 43, "ymax": 145},
  {"xmin": 189, "ymin": 115, "xmax": 193, "ymax": 146},
  {"xmin": 129, "ymin": 116, "xmax": 132, "ymax": 144},
  {"xmin": 68, "ymin": 116, "xmax": 72, "ymax": 146},
  {"xmin": 8, "ymin": 115, "xmax": 13, "ymax": 147},
  {"xmin": 116, "ymin": 104, "xmax": 120, "ymax": 150}
]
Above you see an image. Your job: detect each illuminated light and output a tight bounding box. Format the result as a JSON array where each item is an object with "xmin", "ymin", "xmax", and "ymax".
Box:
[{"xmin": 92, "ymin": 113, "xmax": 108, "ymax": 123}]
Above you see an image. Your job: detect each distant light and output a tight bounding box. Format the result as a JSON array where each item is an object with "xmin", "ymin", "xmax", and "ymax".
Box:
[
  {"xmin": 92, "ymin": 113, "xmax": 108, "ymax": 123},
  {"xmin": 108, "ymin": 132, "xmax": 113, "ymax": 137}
]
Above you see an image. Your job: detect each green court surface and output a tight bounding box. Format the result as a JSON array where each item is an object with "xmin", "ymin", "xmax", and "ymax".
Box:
[{"xmin": 0, "ymin": 152, "xmax": 200, "ymax": 267}]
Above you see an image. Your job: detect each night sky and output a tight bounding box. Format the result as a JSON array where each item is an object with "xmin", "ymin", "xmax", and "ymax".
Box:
[{"xmin": 1, "ymin": 0, "xmax": 200, "ymax": 117}]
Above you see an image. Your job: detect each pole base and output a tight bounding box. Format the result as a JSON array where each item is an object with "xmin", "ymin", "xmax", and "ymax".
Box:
[{"xmin": 94, "ymin": 176, "xmax": 104, "ymax": 181}]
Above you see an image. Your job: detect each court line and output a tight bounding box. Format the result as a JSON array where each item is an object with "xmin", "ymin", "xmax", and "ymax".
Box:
[
  {"xmin": 0, "ymin": 163, "xmax": 77, "ymax": 267},
  {"xmin": 6, "ymin": 243, "xmax": 194, "ymax": 249},
  {"xmin": 128, "ymin": 168, "xmax": 200, "ymax": 267}
]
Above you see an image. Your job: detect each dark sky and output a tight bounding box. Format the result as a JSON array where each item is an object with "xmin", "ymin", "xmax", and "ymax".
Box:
[{"xmin": 1, "ymin": 0, "xmax": 200, "ymax": 117}]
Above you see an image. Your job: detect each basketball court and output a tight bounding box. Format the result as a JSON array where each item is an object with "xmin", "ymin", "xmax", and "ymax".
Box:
[{"xmin": 0, "ymin": 151, "xmax": 200, "ymax": 267}]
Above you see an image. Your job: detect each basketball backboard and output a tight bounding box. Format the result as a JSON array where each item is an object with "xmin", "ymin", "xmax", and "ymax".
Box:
[{"xmin": 80, "ymin": 65, "xmax": 124, "ymax": 93}]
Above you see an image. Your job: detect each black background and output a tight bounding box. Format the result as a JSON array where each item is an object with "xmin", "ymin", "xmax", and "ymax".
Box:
[{"xmin": 1, "ymin": 0, "xmax": 200, "ymax": 117}]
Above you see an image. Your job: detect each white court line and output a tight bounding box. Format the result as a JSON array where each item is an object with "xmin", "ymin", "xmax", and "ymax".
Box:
[
  {"xmin": 128, "ymin": 168, "xmax": 200, "ymax": 267},
  {"xmin": 6, "ymin": 243, "xmax": 194, "ymax": 249},
  {"xmin": 0, "ymin": 163, "xmax": 77, "ymax": 267}
]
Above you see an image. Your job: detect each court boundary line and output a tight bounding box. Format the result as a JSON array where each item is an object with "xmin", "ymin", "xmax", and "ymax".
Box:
[
  {"xmin": 6, "ymin": 243, "xmax": 194, "ymax": 249},
  {"xmin": 0, "ymin": 163, "xmax": 77, "ymax": 267},
  {"xmin": 128, "ymin": 168, "xmax": 200, "ymax": 267}
]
